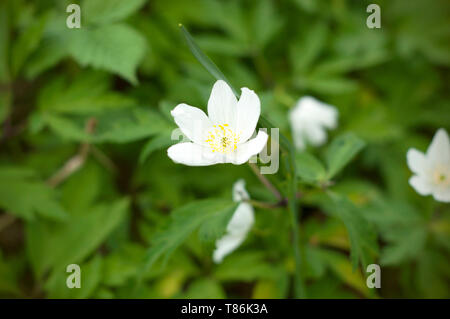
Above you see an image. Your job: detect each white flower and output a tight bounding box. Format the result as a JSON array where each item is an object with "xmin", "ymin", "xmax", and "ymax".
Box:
[
  {"xmin": 167, "ymin": 80, "xmax": 268, "ymax": 166},
  {"xmin": 213, "ymin": 179, "xmax": 254, "ymax": 263},
  {"xmin": 289, "ymin": 96, "xmax": 338, "ymax": 150},
  {"xmin": 407, "ymin": 128, "xmax": 450, "ymax": 203}
]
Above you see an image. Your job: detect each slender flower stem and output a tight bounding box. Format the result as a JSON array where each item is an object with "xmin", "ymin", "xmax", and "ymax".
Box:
[
  {"xmin": 245, "ymin": 199, "xmax": 282, "ymax": 210},
  {"xmin": 248, "ymin": 162, "xmax": 282, "ymax": 201},
  {"xmin": 286, "ymin": 152, "xmax": 306, "ymax": 298}
]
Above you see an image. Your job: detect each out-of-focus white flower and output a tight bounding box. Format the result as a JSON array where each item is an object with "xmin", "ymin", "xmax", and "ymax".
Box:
[
  {"xmin": 213, "ymin": 179, "xmax": 254, "ymax": 263},
  {"xmin": 289, "ymin": 96, "xmax": 338, "ymax": 150},
  {"xmin": 167, "ymin": 80, "xmax": 268, "ymax": 166},
  {"xmin": 407, "ymin": 128, "xmax": 450, "ymax": 202}
]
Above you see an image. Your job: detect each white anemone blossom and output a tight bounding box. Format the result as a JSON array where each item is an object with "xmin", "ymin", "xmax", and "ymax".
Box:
[
  {"xmin": 289, "ymin": 96, "xmax": 338, "ymax": 150},
  {"xmin": 407, "ymin": 128, "xmax": 450, "ymax": 203},
  {"xmin": 213, "ymin": 179, "xmax": 254, "ymax": 263},
  {"xmin": 167, "ymin": 80, "xmax": 268, "ymax": 166}
]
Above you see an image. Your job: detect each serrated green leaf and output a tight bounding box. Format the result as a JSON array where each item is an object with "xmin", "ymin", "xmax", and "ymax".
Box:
[
  {"xmin": 295, "ymin": 151, "xmax": 327, "ymax": 184},
  {"xmin": 251, "ymin": 0, "xmax": 283, "ymax": 49},
  {"xmin": 290, "ymin": 22, "xmax": 328, "ymax": 73},
  {"xmin": 380, "ymin": 227, "xmax": 427, "ymax": 266},
  {"xmin": 214, "ymin": 251, "xmax": 280, "ymax": 282},
  {"xmin": 314, "ymin": 192, "xmax": 378, "ymax": 270},
  {"xmin": 68, "ymin": 24, "xmax": 146, "ymax": 84},
  {"xmin": 0, "ymin": 166, "xmax": 68, "ymax": 221},
  {"xmin": 318, "ymin": 248, "xmax": 372, "ymax": 298},
  {"xmin": 45, "ymin": 255, "xmax": 103, "ymax": 299},
  {"xmin": 43, "ymin": 108, "xmax": 169, "ymax": 144},
  {"xmin": 83, "ymin": 0, "xmax": 147, "ymax": 25},
  {"xmin": 26, "ymin": 198, "xmax": 129, "ymax": 278},
  {"xmin": 11, "ymin": 11, "xmax": 49, "ymax": 76},
  {"xmin": 37, "ymin": 72, "xmax": 134, "ymax": 115},
  {"xmin": 325, "ymin": 133, "xmax": 366, "ymax": 179},
  {"xmin": 140, "ymin": 199, "xmax": 237, "ymax": 276}
]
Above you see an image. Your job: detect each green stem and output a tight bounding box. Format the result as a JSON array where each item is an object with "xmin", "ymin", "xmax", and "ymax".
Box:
[
  {"xmin": 248, "ymin": 162, "xmax": 282, "ymax": 201},
  {"xmin": 286, "ymin": 152, "xmax": 306, "ymax": 298}
]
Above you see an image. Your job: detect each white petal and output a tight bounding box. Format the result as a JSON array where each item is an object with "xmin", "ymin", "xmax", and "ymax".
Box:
[
  {"xmin": 406, "ymin": 148, "xmax": 428, "ymax": 175},
  {"xmin": 433, "ymin": 186, "xmax": 450, "ymax": 203},
  {"xmin": 427, "ymin": 128, "xmax": 450, "ymax": 165},
  {"xmin": 304, "ymin": 122, "xmax": 327, "ymax": 146},
  {"xmin": 232, "ymin": 179, "xmax": 250, "ymax": 202},
  {"xmin": 207, "ymin": 80, "xmax": 237, "ymax": 127},
  {"xmin": 167, "ymin": 142, "xmax": 219, "ymax": 166},
  {"xmin": 226, "ymin": 202, "xmax": 254, "ymax": 233},
  {"xmin": 289, "ymin": 96, "xmax": 338, "ymax": 150},
  {"xmin": 171, "ymin": 103, "xmax": 212, "ymax": 145},
  {"xmin": 213, "ymin": 232, "xmax": 247, "ymax": 264},
  {"xmin": 228, "ymin": 130, "xmax": 268, "ymax": 165},
  {"xmin": 297, "ymin": 96, "xmax": 338, "ymax": 127},
  {"xmin": 311, "ymin": 100, "xmax": 338, "ymax": 129},
  {"xmin": 213, "ymin": 193, "xmax": 254, "ymax": 264},
  {"xmin": 235, "ymin": 88, "xmax": 261, "ymax": 143},
  {"xmin": 409, "ymin": 175, "xmax": 433, "ymax": 196}
]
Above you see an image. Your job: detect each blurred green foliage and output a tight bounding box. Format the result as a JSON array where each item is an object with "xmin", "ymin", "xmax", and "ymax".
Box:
[{"xmin": 0, "ymin": 0, "xmax": 449, "ymax": 299}]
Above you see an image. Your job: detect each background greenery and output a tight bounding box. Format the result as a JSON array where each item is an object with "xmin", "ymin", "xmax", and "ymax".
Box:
[{"xmin": 0, "ymin": 0, "xmax": 449, "ymax": 298}]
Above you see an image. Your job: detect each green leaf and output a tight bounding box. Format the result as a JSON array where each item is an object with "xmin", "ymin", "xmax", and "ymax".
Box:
[
  {"xmin": 251, "ymin": 0, "xmax": 283, "ymax": 49},
  {"xmin": 68, "ymin": 24, "xmax": 146, "ymax": 84},
  {"xmin": 139, "ymin": 132, "xmax": 175, "ymax": 164},
  {"xmin": 300, "ymin": 75, "xmax": 358, "ymax": 95},
  {"xmin": 103, "ymin": 243, "xmax": 146, "ymax": 287},
  {"xmin": 318, "ymin": 248, "xmax": 372, "ymax": 298},
  {"xmin": 325, "ymin": 133, "xmax": 366, "ymax": 179},
  {"xmin": 185, "ymin": 278, "xmax": 226, "ymax": 299},
  {"xmin": 314, "ymin": 192, "xmax": 378, "ymax": 270},
  {"xmin": 380, "ymin": 227, "xmax": 427, "ymax": 266},
  {"xmin": 37, "ymin": 72, "xmax": 134, "ymax": 115},
  {"xmin": 26, "ymin": 198, "xmax": 129, "ymax": 278},
  {"xmin": 0, "ymin": 1, "xmax": 10, "ymax": 82},
  {"xmin": 43, "ymin": 108, "xmax": 169, "ymax": 144},
  {"xmin": 83, "ymin": 0, "xmax": 147, "ymax": 25},
  {"xmin": 295, "ymin": 151, "xmax": 327, "ymax": 184},
  {"xmin": 25, "ymin": 35, "xmax": 68, "ymax": 79},
  {"xmin": 0, "ymin": 166, "xmax": 68, "ymax": 221},
  {"xmin": 95, "ymin": 108, "xmax": 170, "ymax": 143},
  {"xmin": 45, "ymin": 255, "xmax": 103, "ymax": 298},
  {"xmin": 140, "ymin": 199, "xmax": 237, "ymax": 276},
  {"xmin": 11, "ymin": 12, "xmax": 49, "ymax": 76},
  {"xmin": 44, "ymin": 113, "xmax": 93, "ymax": 143},
  {"xmin": 214, "ymin": 251, "xmax": 281, "ymax": 282},
  {"xmin": 290, "ymin": 22, "xmax": 328, "ymax": 73},
  {"xmin": 179, "ymin": 25, "xmax": 236, "ymax": 95}
]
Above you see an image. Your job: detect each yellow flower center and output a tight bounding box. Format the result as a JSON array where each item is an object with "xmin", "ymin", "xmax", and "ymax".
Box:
[
  {"xmin": 433, "ymin": 165, "xmax": 450, "ymax": 187},
  {"xmin": 205, "ymin": 124, "xmax": 240, "ymax": 154}
]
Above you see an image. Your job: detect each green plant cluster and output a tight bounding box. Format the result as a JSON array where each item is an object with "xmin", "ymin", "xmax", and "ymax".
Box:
[{"xmin": 0, "ymin": 0, "xmax": 449, "ymax": 298}]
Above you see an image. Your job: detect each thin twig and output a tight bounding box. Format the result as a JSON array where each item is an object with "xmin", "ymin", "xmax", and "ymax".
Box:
[
  {"xmin": 248, "ymin": 162, "xmax": 282, "ymax": 201},
  {"xmin": 245, "ymin": 199, "xmax": 278, "ymax": 210},
  {"xmin": 47, "ymin": 118, "xmax": 97, "ymax": 188}
]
